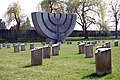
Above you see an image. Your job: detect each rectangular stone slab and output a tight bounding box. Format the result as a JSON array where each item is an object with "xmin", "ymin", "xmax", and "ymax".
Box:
[
  {"xmin": 43, "ymin": 46, "xmax": 51, "ymax": 58},
  {"xmin": 31, "ymin": 47, "xmax": 43, "ymax": 65},
  {"xmin": 52, "ymin": 44, "xmax": 60, "ymax": 56},
  {"xmin": 95, "ymin": 48, "xmax": 112, "ymax": 75}
]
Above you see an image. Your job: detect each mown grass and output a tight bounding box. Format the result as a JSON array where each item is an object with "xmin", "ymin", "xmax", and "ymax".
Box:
[{"xmin": 0, "ymin": 39, "xmax": 120, "ymax": 80}]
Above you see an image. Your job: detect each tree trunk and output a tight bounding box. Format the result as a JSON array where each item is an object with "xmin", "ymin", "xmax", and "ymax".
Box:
[
  {"xmin": 16, "ymin": 23, "xmax": 20, "ymax": 40},
  {"xmin": 84, "ymin": 27, "xmax": 88, "ymax": 39},
  {"xmin": 115, "ymin": 26, "xmax": 118, "ymax": 39},
  {"xmin": 115, "ymin": 21, "xmax": 118, "ymax": 39}
]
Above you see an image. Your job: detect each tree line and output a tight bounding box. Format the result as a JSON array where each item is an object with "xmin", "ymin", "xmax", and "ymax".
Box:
[{"xmin": 4, "ymin": 0, "xmax": 120, "ymax": 39}]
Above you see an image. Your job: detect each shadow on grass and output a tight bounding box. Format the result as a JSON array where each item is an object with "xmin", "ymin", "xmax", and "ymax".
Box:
[
  {"xmin": 22, "ymin": 64, "xmax": 41, "ymax": 68},
  {"xmin": 81, "ymin": 73, "xmax": 107, "ymax": 79}
]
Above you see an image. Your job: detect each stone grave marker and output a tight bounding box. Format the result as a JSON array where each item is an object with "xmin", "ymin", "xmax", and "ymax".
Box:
[
  {"xmin": 7, "ymin": 43, "xmax": 10, "ymax": 48},
  {"xmin": 52, "ymin": 44, "xmax": 60, "ymax": 56},
  {"xmin": 43, "ymin": 46, "xmax": 51, "ymax": 58},
  {"xmin": 31, "ymin": 47, "xmax": 43, "ymax": 65},
  {"xmin": 30, "ymin": 43, "xmax": 34, "ymax": 50},
  {"xmin": 95, "ymin": 48, "xmax": 112, "ymax": 75},
  {"xmin": 2, "ymin": 43, "xmax": 6, "ymax": 47},
  {"xmin": 114, "ymin": 40, "xmax": 118, "ymax": 47},
  {"xmin": 106, "ymin": 42, "xmax": 110, "ymax": 48},
  {"xmin": 14, "ymin": 44, "xmax": 19, "ymax": 52},
  {"xmin": 21, "ymin": 44, "xmax": 26, "ymax": 51},
  {"xmin": 78, "ymin": 43, "xmax": 85, "ymax": 54},
  {"xmin": 85, "ymin": 44, "xmax": 93, "ymax": 58}
]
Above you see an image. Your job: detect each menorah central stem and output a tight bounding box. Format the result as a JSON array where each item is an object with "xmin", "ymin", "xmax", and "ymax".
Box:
[{"xmin": 57, "ymin": 20, "xmax": 60, "ymax": 42}]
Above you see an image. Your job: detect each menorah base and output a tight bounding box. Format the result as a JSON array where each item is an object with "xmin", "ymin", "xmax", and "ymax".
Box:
[{"xmin": 46, "ymin": 38, "xmax": 65, "ymax": 44}]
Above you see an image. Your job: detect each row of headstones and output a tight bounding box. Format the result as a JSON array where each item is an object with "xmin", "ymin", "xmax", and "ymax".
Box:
[
  {"xmin": 96, "ymin": 40, "xmax": 119, "ymax": 49},
  {"xmin": 78, "ymin": 42, "xmax": 112, "ymax": 75},
  {"xmin": 77, "ymin": 40, "xmax": 98, "ymax": 46},
  {"xmin": 13, "ymin": 43, "xmax": 34, "ymax": 52},
  {"xmin": 0, "ymin": 43, "xmax": 12, "ymax": 49},
  {"xmin": 42, "ymin": 41, "xmax": 72, "ymax": 45},
  {"xmin": 0, "ymin": 42, "xmax": 34, "ymax": 52},
  {"xmin": 31, "ymin": 43, "xmax": 60, "ymax": 66},
  {"xmin": 94, "ymin": 40, "xmax": 119, "ymax": 75}
]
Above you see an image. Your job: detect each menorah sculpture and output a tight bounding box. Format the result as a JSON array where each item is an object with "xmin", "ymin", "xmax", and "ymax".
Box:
[{"xmin": 31, "ymin": 12, "xmax": 76, "ymax": 43}]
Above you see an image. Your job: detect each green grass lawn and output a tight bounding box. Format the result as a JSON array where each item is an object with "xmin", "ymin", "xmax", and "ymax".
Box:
[{"xmin": 0, "ymin": 40, "xmax": 120, "ymax": 80}]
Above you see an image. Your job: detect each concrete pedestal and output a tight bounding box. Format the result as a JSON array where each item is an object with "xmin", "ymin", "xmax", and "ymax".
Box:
[
  {"xmin": 31, "ymin": 47, "xmax": 43, "ymax": 65},
  {"xmin": 95, "ymin": 48, "xmax": 112, "ymax": 75}
]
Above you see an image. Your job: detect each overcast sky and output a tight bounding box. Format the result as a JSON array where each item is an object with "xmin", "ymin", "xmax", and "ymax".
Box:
[
  {"xmin": 0, "ymin": 0, "xmax": 42, "ymax": 20},
  {"xmin": 0, "ymin": 0, "xmax": 118, "ymax": 30}
]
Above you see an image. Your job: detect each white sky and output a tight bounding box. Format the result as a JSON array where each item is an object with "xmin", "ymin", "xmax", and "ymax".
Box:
[
  {"xmin": 0, "ymin": 0, "xmax": 118, "ymax": 30},
  {"xmin": 0, "ymin": 0, "xmax": 42, "ymax": 29}
]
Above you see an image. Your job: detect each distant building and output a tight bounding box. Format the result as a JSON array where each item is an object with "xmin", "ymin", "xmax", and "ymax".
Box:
[{"xmin": 0, "ymin": 19, "xmax": 7, "ymax": 30}]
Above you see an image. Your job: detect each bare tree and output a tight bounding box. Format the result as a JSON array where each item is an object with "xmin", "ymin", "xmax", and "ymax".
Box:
[
  {"xmin": 5, "ymin": 2, "xmax": 26, "ymax": 39},
  {"xmin": 109, "ymin": 0, "xmax": 120, "ymax": 38},
  {"xmin": 37, "ymin": 0, "xmax": 64, "ymax": 13},
  {"xmin": 65, "ymin": 0, "xmax": 101, "ymax": 39}
]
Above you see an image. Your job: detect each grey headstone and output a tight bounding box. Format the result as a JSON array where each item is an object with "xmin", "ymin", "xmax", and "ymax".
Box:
[
  {"xmin": 7, "ymin": 43, "xmax": 10, "ymax": 48},
  {"xmin": 43, "ymin": 46, "xmax": 51, "ymax": 59},
  {"xmin": 95, "ymin": 48, "xmax": 112, "ymax": 75},
  {"xmin": 2, "ymin": 43, "xmax": 6, "ymax": 47},
  {"xmin": 30, "ymin": 43, "xmax": 34, "ymax": 50},
  {"xmin": 78, "ymin": 43, "xmax": 85, "ymax": 54},
  {"xmin": 114, "ymin": 40, "xmax": 118, "ymax": 47},
  {"xmin": 31, "ymin": 47, "xmax": 43, "ymax": 65},
  {"xmin": 14, "ymin": 44, "xmax": 19, "ymax": 52},
  {"xmin": 85, "ymin": 44, "xmax": 93, "ymax": 58},
  {"xmin": 21, "ymin": 44, "xmax": 26, "ymax": 51},
  {"xmin": 106, "ymin": 42, "xmax": 110, "ymax": 48},
  {"xmin": 52, "ymin": 44, "xmax": 60, "ymax": 56}
]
